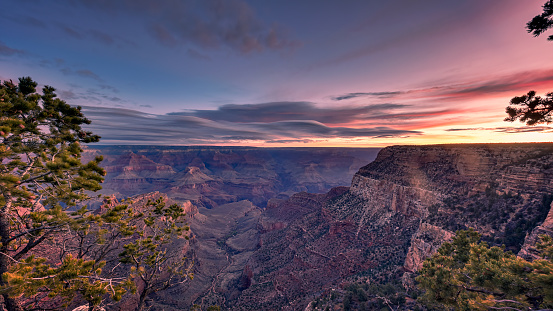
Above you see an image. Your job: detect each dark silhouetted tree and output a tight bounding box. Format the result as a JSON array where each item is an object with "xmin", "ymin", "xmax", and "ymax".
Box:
[
  {"xmin": 505, "ymin": 1, "xmax": 553, "ymax": 125},
  {"xmin": 505, "ymin": 91, "xmax": 553, "ymax": 125},
  {"xmin": 527, "ymin": 0, "xmax": 553, "ymax": 40}
]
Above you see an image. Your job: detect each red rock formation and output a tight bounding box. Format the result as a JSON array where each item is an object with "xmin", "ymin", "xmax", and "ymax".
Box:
[{"xmin": 82, "ymin": 146, "xmax": 380, "ymax": 208}]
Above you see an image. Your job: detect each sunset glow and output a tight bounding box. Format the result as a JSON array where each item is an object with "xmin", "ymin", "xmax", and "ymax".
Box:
[{"xmin": 2, "ymin": 0, "xmax": 553, "ymax": 146}]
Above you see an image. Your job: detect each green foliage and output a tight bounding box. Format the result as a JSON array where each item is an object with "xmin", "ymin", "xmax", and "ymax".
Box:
[
  {"xmin": 3, "ymin": 254, "xmax": 129, "ymax": 308},
  {"xmin": 117, "ymin": 197, "xmax": 193, "ymax": 310},
  {"xmin": 417, "ymin": 229, "xmax": 553, "ymax": 311},
  {"xmin": 0, "ymin": 77, "xmax": 105, "ymax": 310},
  {"xmin": 310, "ymin": 280, "xmax": 415, "ymax": 311},
  {"xmin": 0, "ymin": 77, "xmax": 192, "ymax": 310},
  {"xmin": 2, "ymin": 195, "xmax": 192, "ymax": 310},
  {"xmin": 190, "ymin": 304, "xmax": 220, "ymax": 311},
  {"xmin": 0, "ymin": 76, "xmax": 103, "ymax": 210}
]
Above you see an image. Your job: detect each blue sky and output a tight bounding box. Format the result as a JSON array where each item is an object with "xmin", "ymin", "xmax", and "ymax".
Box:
[{"xmin": 2, "ymin": 0, "xmax": 553, "ymax": 146}]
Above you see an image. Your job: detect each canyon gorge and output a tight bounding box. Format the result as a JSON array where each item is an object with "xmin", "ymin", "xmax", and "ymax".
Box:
[{"xmin": 85, "ymin": 143, "xmax": 553, "ymax": 310}]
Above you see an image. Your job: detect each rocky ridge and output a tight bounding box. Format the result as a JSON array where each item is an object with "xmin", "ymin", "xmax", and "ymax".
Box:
[
  {"xmin": 191, "ymin": 143, "xmax": 553, "ymax": 310},
  {"xmin": 83, "ymin": 146, "xmax": 379, "ymax": 208}
]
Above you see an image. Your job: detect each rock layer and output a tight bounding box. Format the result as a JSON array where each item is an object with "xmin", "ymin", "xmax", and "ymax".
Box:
[
  {"xmin": 83, "ymin": 146, "xmax": 380, "ymax": 208},
  {"xmin": 221, "ymin": 143, "xmax": 553, "ymax": 310}
]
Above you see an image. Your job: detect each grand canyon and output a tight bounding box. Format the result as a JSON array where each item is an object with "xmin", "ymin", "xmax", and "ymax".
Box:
[
  {"xmin": 4, "ymin": 1, "xmax": 553, "ymax": 310},
  {"xmin": 80, "ymin": 143, "xmax": 553, "ymax": 310}
]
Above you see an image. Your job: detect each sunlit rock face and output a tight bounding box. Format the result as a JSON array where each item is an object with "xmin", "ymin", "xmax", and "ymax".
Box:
[
  {"xmin": 358, "ymin": 143, "xmax": 553, "ymax": 251},
  {"xmin": 403, "ymin": 223, "xmax": 454, "ymax": 273},
  {"xmin": 358, "ymin": 144, "xmax": 553, "ymax": 197}
]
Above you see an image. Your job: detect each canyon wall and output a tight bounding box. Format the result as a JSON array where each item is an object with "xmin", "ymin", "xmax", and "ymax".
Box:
[
  {"xmin": 205, "ymin": 143, "xmax": 553, "ymax": 310},
  {"xmin": 96, "ymin": 144, "xmax": 553, "ymax": 310},
  {"xmin": 83, "ymin": 146, "xmax": 379, "ymax": 208}
]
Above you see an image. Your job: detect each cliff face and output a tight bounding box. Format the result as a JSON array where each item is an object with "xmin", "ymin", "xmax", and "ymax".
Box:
[
  {"xmin": 403, "ymin": 223, "xmax": 454, "ymax": 273},
  {"xmin": 199, "ymin": 143, "xmax": 553, "ymax": 310},
  {"xmin": 519, "ymin": 201, "xmax": 553, "ymax": 260},
  {"xmin": 355, "ymin": 143, "xmax": 553, "ymax": 269},
  {"xmin": 358, "ymin": 144, "xmax": 553, "ymax": 197}
]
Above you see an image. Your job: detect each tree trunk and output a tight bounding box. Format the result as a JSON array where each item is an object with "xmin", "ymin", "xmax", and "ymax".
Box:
[
  {"xmin": 0, "ymin": 203, "xmax": 23, "ymax": 311},
  {"xmin": 137, "ymin": 284, "xmax": 149, "ymax": 311}
]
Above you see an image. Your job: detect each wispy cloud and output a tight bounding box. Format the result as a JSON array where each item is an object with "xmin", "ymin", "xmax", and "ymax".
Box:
[
  {"xmin": 0, "ymin": 42, "xmax": 110, "ymax": 87},
  {"xmin": 81, "ymin": 105, "xmax": 421, "ymax": 145},
  {"xmin": 61, "ymin": 68, "xmax": 103, "ymax": 82},
  {"xmin": 0, "ymin": 41, "xmax": 25, "ymax": 57},
  {"xmin": 57, "ymin": 86, "xmax": 124, "ymax": 107},
  {"xmin": 53, "ymin": 23, "xmax": 135, "ymax": 47},
  {"xmin": 333, "ymin": 92, "xmax": 404, "ymax": 101},
  {"xmin": 364, "ymin": 109, "xmax": 464, "ymax": 121},
  {"xmin": 186, "ymin": 48, "xmax": 211, "ymax": 60},
  {"xmin": 67, "ymin": 0, "xmax": 299, "ymax": 54},
  {"xmin": 332, "ymin": 69, "xmax": 553, "ymax": 103},
  {"xmin": 446, "ymin": 126, "xmax": 553, "ymax": 133},
  {"xmin": 170, "ymin": 102, "xmax": 409, "ymax": 124}
]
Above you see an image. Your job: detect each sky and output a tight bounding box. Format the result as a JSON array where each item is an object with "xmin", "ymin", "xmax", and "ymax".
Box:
[{"xmin": 2, "ymin": 0, "xmax": 553, "ymax": 147}]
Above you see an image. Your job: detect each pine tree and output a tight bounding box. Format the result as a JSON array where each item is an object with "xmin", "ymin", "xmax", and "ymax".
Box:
[
  {"xmin": 0, "ymin": 77, "xmax": 105, "ymax": 311},
  {"xmin": 505, "ymin": 1, "xmax": 553, "ymax": 125},
  {"xmin": 417, "ymin": 229, "xmax": 553, "ymax": 310},
  {"xmin": 0, "ymin": 77, "xmax": 194, "ymax": 311},
  {"xmin": 117, "ymin": 196, "xmax": 193, "ymax": 310}
]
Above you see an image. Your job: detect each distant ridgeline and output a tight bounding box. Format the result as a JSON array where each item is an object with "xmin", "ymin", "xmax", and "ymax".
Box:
[
  {"xmin": 84, "ymin": 143, "xmax": 553, "ymax": 310},
  {"xmin": 82, "ymin": 145, "xmax": 381, "ymax": 207}
]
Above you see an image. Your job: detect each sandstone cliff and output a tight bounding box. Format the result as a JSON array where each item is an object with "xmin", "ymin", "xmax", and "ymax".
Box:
[
  {"xmin": 403, "ymin": 223, "xmax": 454, "ymax": 273},
  {"xmin": 210, "ymin": 143, "xmax": 553, "ymax": 310},
  {"xmin": 356, "ymin": 143, "xmax": 553, "ymax": 269}
]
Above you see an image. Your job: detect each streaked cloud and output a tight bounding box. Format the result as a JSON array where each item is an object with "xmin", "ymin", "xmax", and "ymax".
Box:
[
  {"xmin": 170, "ymin": 102, "xmax": 409, "ymax": 124},
  {"xmin": 446, "ymin": 126, "xmax": 553, "ymax": 133},
  {"xmin": 0, "ymin": 42, "xmax": 25, "ymax": 57},
  {"xmin": 186, "ymin": 48, "xmax": 211, "ymax": 61},
  {"xmin": 57, "ymin": 86, "xmax": 124, "ymax": 106},
  {"xmin": 333, "ymin": 92, "xmax": 404, "ymax": 101},
  {"xmin": 333, "ymin": 69, "xmax": 553, "ymax": 103},
  {"xmin": 53, "ymin": 24, "xmax": 135, "ymax": 47},
  {"xmin": 81, "ymin": 105, "xmax": 421, "ymax": 145},
  {"xmin": 3, "ymin": 0, "xmax": 552, "ymax": 146},
  {"xmin": 60, "ymin": 68, "xmax": 103, "ymax": 82}
]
